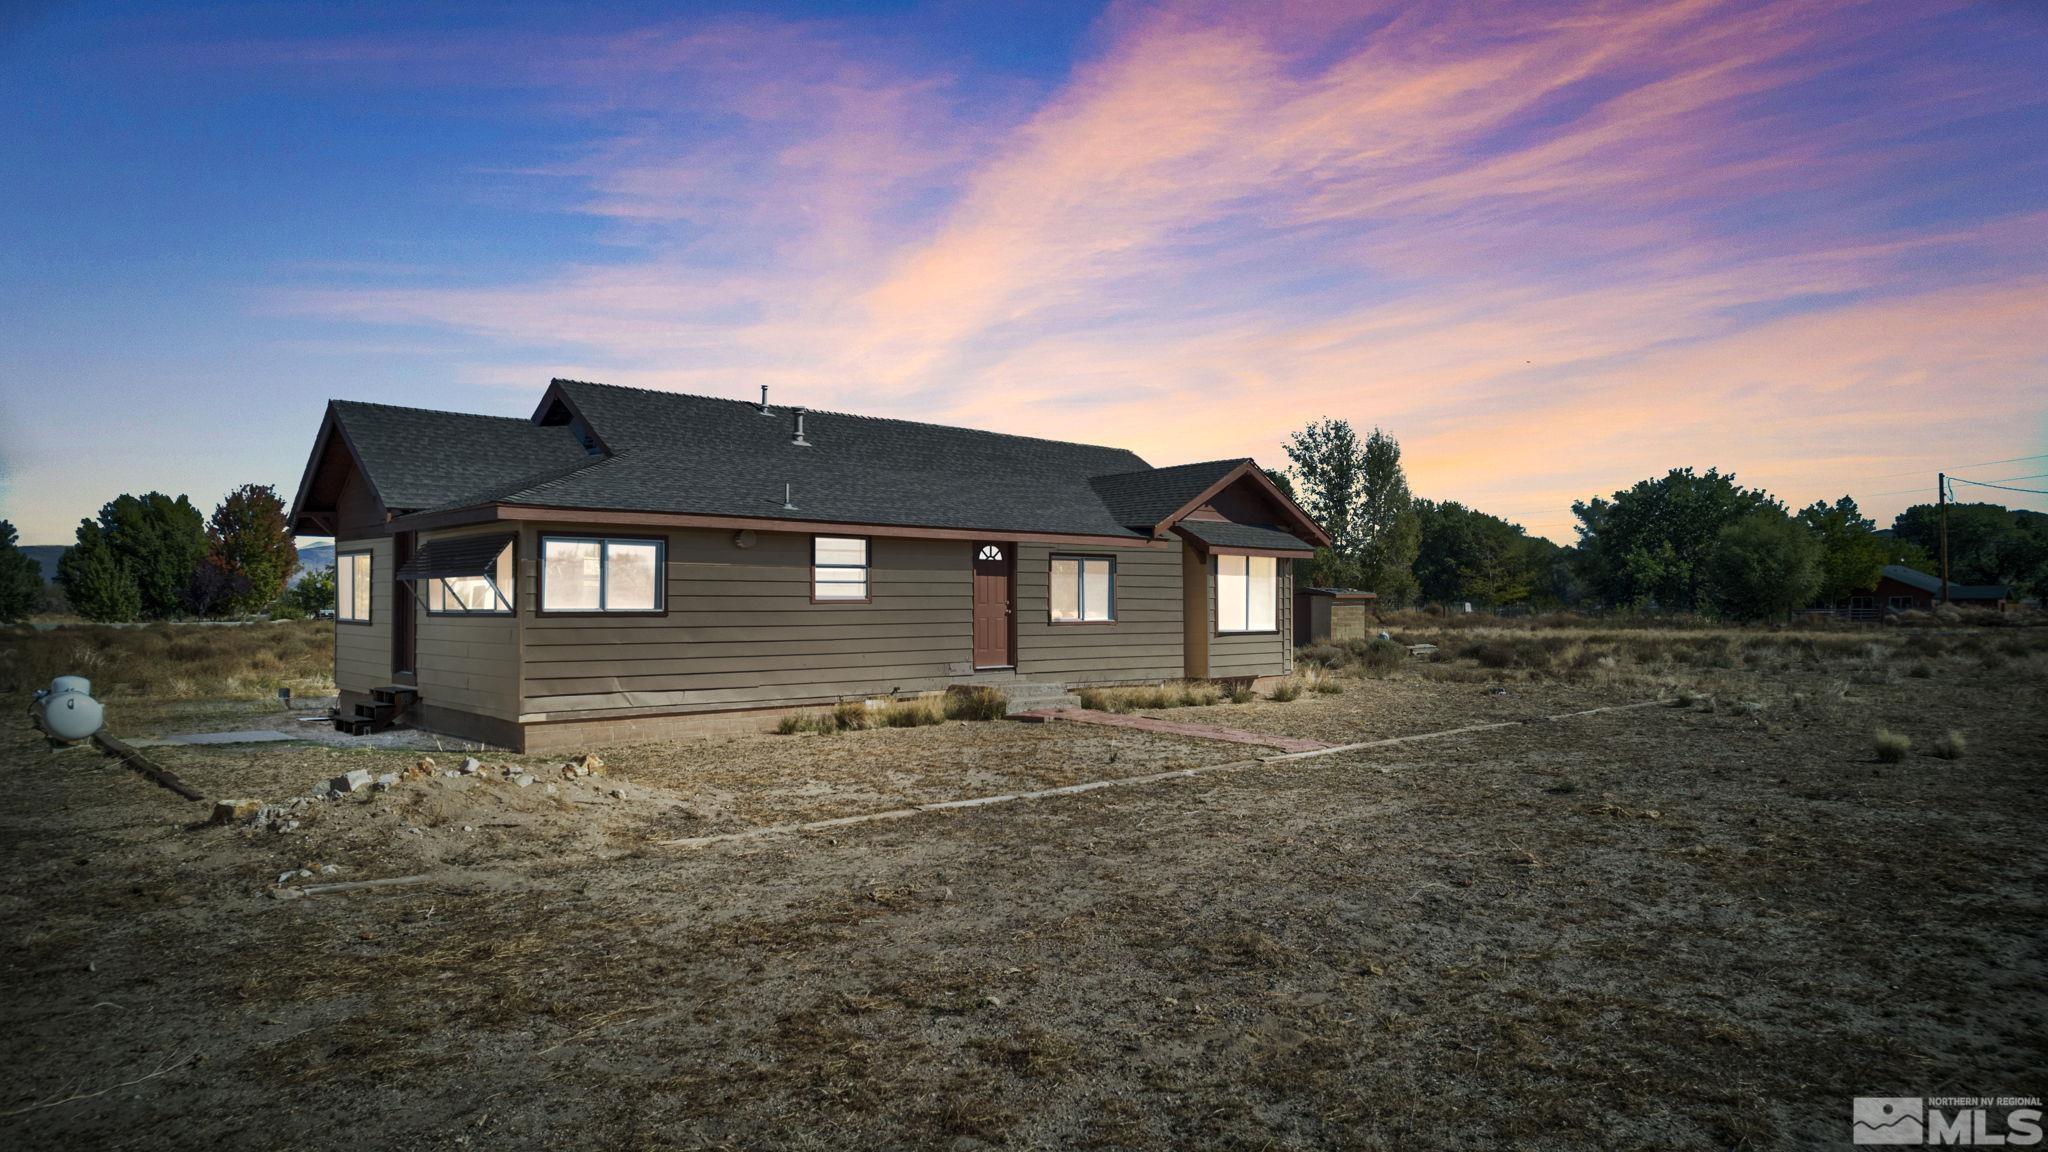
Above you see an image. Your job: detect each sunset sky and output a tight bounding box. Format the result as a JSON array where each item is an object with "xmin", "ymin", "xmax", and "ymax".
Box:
[{"xmin": 2, "ymin": 0, "xmax": 2044, "ymax": 546}]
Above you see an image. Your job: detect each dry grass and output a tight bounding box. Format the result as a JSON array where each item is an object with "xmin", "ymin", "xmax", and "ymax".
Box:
[
  {"xmin": 0, "ymin": 620, "xmax": 334, "ymax": 701},
  {"xmin": 1077, "ymin": 680, "xmax": 1225, "ymax": 713},
  {"xmin": 943, "ymin": 685, "xmax": 1009, "ymax": 721},
  {"xmin": 1874, "ymin": 728, "xmax": 1912, "ymax": 762},
  {"xmin": 1932, "ymin": 730, "xmax": 1968, "ymax": 760}
]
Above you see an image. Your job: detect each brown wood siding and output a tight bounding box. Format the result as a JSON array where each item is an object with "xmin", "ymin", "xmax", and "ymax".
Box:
[
  {"xmin": 1208, "ymin": 558, "xmax": 1293, "ymax": 678},
  {"xmin": 1014, "ymin": 543, "xmax": 1183, "ymax": 683},
  {"xmin": 412, "ymin": 524, "xmax": 520, "ymax": 721},
  {"xmin": 518, "ymin": 525, "xmax": 973, "ymax": 717}
]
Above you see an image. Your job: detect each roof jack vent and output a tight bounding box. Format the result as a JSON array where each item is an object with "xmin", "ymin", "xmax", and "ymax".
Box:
[
  {"xmin": 791, "ymin": 407, "xmax": 810, "ymax": 447},
  {"xmin": 757, "ymin": 384, "xmax": 773, "ymax": 415},
  {"xmin": 781, "ymin": 483, "xmax": 798, "ymax": 511}
]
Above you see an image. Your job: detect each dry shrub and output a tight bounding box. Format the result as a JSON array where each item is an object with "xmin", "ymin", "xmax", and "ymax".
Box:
[
  {"xmin": 1226, "ymin": 684, "xmax": 1256, "ymax": 704},
  {"xmin": 1077, "ymin": 681, "xmax": 1222, "ymax": 713},
  {"xmin": 1932, "ymin": 731, "xmax": 1967, "ymax": 760},
  {"xmin": 1267, "ymin": 679, "xmax": 1301, "ymax": 702},
  {"xmin": 0, "ymin": 620, "xmax": 334, "ymax": 699},
  {"xmin": 774, "ymin": 712, "xmax": 836, "ymax": 735},
  {"xmin": 1299, "ymin": 643, "xmax": 1347, "ymax": 668},
  {"xmin": 832, "ymin": 700, "xmax": 873, "ymax": 731},
  {"xmin": 1874, "ymin": 729, "xmax": 1912, "ymax": 763},
  {"xmin": 942, "ymin": 685, "xmax": 1008, "ymax": 721},
  {"xmin": 1359, "ymin": 637, "xmax": 1405, "ymax": 676},
  {"xmin": 879, "ymin": 698, "xmax": 944, "ymax": 728}
]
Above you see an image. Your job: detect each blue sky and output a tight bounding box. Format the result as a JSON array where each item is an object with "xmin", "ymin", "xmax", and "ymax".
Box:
[{"xmin": 3, "ymin": 0, "xmax": 2045, "ymax": 545}]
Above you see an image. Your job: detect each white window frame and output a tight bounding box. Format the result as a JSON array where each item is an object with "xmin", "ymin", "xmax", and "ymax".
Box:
[
  {"xmin": 1049, "ymin": 555, "xmax": 1115, "ymax": 623},
  {"xmin": 1217, "ymin": 554, "xmax": 1278, "ymax": 634},
  {"xmin": 539, "ymin": 535, "xmax": 666, "ymax": 614},
  {"xmin": 336, "ymin": 550, "xmax": 372, "ymax": 624},
  {"xmin": 812, "ymin": 537, "xmax": 870, "ymax": 602}
]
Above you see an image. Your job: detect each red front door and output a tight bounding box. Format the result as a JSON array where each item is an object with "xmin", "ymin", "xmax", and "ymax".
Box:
[{"xmin": 972, "ymin": 544, "xmax": 1014, "ymax": 669}]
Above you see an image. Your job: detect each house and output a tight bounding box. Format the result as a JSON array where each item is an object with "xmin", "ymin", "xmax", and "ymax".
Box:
[
  {"xmin": 288, "ymin": 379, "xmax": 1329, "ymax": 751},
  {"xmin": 1864, "ymin": 564, "xmax": 2009, "ymax": 614},
  {"xmin": 1293, "ymin": 587, "xmax": 1380, "ymax": 646}
]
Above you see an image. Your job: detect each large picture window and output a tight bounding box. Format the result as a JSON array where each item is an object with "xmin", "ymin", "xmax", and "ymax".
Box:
[
  {"xmin": 1050, "ymin": 556, "xmax": 1114, "ymax": 622},
  {"xmin": 1217, "ymin": 554, "xmax": 1277, "ymax": 633},
  {"xmin": 336, "ymin": 551, "xmax": 371, "ymax": 623},
  {"xmin": 541, "ymin": 536, "xmax": 665, "ymax": 613},
  {"xmin": 426, "ymin": 540, "xmax": 515, "ymax": 615},
  {"xmin": 813, "ymin": 537, "xmax": 869, "ymax": 601}
]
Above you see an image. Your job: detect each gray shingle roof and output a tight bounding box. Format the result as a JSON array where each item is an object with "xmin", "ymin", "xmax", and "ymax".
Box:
[
  {"xmin": 1880, "ymin": 564, "xmax": 2007, "ymax": 600},
  {"xmin": 1090, "ymin": 459, "xmax": 1247, "ymax": 529},
  {"xmin": 333, "ymin": 401, "xmax": 590, "ymax": 513},
  {"xmin": 1176, "ymin": 520, "xmax": 1318, "ymax": 553},
  {"xmin": 337, "ymin": 379, "xmax": 1324, "ymax": 545},
  {"xmin": 394, "ymin": 532, "xmax": 517, "ymax": 581}
]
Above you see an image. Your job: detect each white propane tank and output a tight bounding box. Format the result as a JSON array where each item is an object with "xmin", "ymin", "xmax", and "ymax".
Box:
[{"xmin": 32, "ymin": 676, "xmax": 105, "ymax": 743}]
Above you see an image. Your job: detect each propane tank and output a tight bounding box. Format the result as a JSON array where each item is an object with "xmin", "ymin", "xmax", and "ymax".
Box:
[{"xmin": 32, "ymin": 675, "xmax": 105, "ymax": 743}]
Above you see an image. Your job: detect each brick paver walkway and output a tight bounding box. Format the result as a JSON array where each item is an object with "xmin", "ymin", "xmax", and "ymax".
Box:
[{"xmin": 1009, "ymin": 707, "xmax": 1333, "ymax": 754}]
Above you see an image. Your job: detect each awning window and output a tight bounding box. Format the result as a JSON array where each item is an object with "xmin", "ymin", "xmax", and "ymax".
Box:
[{"xmin": 396, "ymin": 533, "xmax": 516, "ymax": 615}]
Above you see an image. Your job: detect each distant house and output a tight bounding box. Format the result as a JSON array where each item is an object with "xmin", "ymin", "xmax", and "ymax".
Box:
[
  {"xmin": 1293, "ymin": 587, "xmax": 1379, "ymax": 646},
  {"xmin": 1867, "ymin": 565, "xmax": 2008, "ymax": 613},
  {"xmin": 288, "ymin": 379, "xmax": 1329, "ymax": 750}
]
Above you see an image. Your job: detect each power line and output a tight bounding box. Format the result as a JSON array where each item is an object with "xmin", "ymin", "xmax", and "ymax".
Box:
[
  {"xmin": 1838, "ymin": 452, "xmax": 2048, "ymax": 484},
  {"xmin": 1949, "ymin": 476, "xmax": 2048, "ymax": 496}
]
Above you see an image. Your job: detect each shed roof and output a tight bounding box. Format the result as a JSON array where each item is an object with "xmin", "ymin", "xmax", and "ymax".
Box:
[{"xmin": 1879, "ymin": 564, "xmax": 2008, "ymax": 600}]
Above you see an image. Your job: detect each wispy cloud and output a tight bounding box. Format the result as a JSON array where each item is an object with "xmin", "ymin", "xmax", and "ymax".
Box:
[{"xmin": 275, "ymin": 0, "xmax": 2048, "ymax": 535}]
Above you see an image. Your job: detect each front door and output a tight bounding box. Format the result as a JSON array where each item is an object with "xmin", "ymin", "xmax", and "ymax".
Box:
[
  {"xmin": 392, "ymin": 531, "xmax": 417, "ymax": 682},
  {"xmin": 972, "ymin": 543, "xmax": 1014, "ymax": 669}
]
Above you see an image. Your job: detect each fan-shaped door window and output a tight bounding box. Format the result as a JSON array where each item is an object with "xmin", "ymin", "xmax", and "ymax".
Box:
[{"xmin": 977, "ymin": 545, "xmax": 1004, "ymax": 561}]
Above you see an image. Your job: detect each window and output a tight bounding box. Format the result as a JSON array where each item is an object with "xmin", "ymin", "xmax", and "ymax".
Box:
[
  {"xmin": 1050, "ymin": 556, "xmax": 1114, "ymax": 622},
  {"xmin": 977, "ymin": 545, "xmax": 1004, "ymax": 561},
  {"xmin": 336, "ymin": 551, "xmax": 372, "ymax": 623},
  {"xmin": 1217, "ymin": 554, "xmax": 1277, "ymax": 632},
  {"xmin": 1888, "ymin": 596, "xmax": 1914, "ymax": 611},
  {"xmin": 540, "ymin": 536, "xmax": 665, "ymax": 613},
  {"xmin": 426, "ymin": 540, "xmax": 514, "ymax": 615},
  {"xmin": 813, "ymin": 537, "xmax": 869, "ymax": 601}
]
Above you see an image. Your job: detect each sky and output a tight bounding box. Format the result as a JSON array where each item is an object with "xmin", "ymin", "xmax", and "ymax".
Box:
[{"xmin": 2, "ymin": 0, "xmax": 2045, "ymax": 547}]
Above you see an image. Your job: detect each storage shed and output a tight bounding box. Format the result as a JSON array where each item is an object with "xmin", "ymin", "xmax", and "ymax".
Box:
[{"xmin": 1294, "ymin": 587, "xmax": 1379, "ymax": 646}]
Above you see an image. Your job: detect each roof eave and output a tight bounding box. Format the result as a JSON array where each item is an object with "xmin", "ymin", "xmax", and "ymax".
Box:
[
  {"xmin": 1146, "ymin": 460, "xmax": 1332, "ymax": 548},
  {"xmin": 382, "ymin": 501, "xmax": 1170, "ymax": 549}
]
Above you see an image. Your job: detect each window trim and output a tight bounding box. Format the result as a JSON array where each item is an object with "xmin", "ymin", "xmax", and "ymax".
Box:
[
  {"xmin": 811, "ymin": 535, "xmax": 873, "ymax": 605},
  {"xmin": 536, "ymin": 534, "xmax": 668, "ymax": 616},
  {"xmin": 336, "ymin": 549, "xmax": 373, "ymax": 626},
  {"xmin": 1048, "ymin": 553, "xmax": 1117, "ymax": 625},
  {"xmin": 1215, "ymin": 552, "xmax": 1279, "ymax": 635},
  {"xmin": 421, "ymin": 538, "xmax": 516, "ymax": 617}
]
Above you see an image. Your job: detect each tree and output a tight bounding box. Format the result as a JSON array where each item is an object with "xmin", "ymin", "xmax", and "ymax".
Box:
[
  {"xmin": 1263, "ymin": 467, "xmax": 1296, "ymax": 502},
  {"xmin": 1708, "ymin": 509, "xmax": 1820, "ymax": 621},
  {"xmin": 207, "ymin": 483, "xmax": 298, "ymax": 615},
  {"xmin": 1413, "ymin": 500, "xmax": 1548, "ymax": 607},
  {"xmin": 1354, "ymin": 429, "xmax": 1420, "ymax": 604},
  {"xmin": 1284, "ymin": 419, "xmax": 1365, "ymax": 552},
  {"xmin": 57, "ymin": 521, "xmax": 142, "ymax": 622},
  {"xmin": 55, "ymin": 492, "xmax": 208, "ymax": 621},
  {"xmin": 183, "ymin": 557, "xmax": 251, "ymax": 618},
  {"xmin": 288, "ymin": 566, "xmax": 337, "ymax": 617},
  {"xmin": 1572, "ymin": 468, "xmax": 1774, "ymax": 611},
  {"xmin": 1890, "ymin": 502, "xmax": 2048, "ymax": 595},
  {"xmin": 1797, "ymin": 496, "xmax": 1889, "ymax": 604},
  {"xmin": 0, "ymin": 521, "xmax": 43, "ymax": 623}
]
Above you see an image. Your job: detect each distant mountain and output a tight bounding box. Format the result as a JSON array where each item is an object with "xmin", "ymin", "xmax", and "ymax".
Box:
[{"xmin": 16, "ymin": 543, "xmax": 336, "ymax": 583}]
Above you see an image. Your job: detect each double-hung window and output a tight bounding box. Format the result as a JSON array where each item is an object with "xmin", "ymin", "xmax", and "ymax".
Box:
[
  {"xmin": 813, "ymin": 537, "xmax": 869, "ymax": 601},
  {"xmin": 1049, "ymin": 556, "xmax": 1114, "ymax": 622},
  {"xmin": 336, "ymin": 551, "xmax": 372, "ymax": 623},
  {"xmin": 1217, "ymin": 554, "xmax": 1277, "ymax": 633},
  {"xmin": 540, "ymin": 536, "xmax": 664, "ymax": 613}
]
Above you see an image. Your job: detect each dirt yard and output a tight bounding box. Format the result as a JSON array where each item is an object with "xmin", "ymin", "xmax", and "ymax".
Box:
[{"xmin": 1, "ymin": 624, "xmax": 2044, "ymax": 1149}]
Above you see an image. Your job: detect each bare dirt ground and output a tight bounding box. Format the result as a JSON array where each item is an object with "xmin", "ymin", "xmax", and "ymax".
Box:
[{"xmin": 1, "ymin": 625, "xmax": 2044, "ymax": 1150}]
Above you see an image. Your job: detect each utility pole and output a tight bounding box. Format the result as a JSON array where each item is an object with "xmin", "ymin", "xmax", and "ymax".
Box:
[{"xmin": 1938, "ymin": 472, "xmax": 1950, "ymax": 605}]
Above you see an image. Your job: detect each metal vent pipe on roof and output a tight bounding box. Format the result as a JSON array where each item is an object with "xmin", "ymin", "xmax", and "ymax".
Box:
[
  {"xmin": 757, "ymin": 385, "xmax": 772, "ymax": 415},
  {"xmin": 781, "ymin": 483, "xmax": 797, "ymax": 510},
  {"xmin": 791, "ymin": 407, "xmax": 810, "ymax": 446}
]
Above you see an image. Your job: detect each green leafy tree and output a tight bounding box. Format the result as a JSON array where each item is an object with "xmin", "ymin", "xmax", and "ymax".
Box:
[
  {"xmin": 1354, "ymin": 429, "xmax": 1420, "ymax": 604},
  {"xmin": 1708, "ymin": 509, "xmax": 1821, "ymax": 621},
  {"xmin": 1284, "ymin": 419, "xmax": 1364, "ymax": 552},
  {"xmin": 1413, "ymin": 500, "xmax": 1550, "ymax": 607},
  {"xmin": 0, "ymin": 521, "xmax": 44, "ymax": 623},
  {"xmin": 57, "ymin": 521, "xmax": 142, "ymax": 622},
  {"xmin": 1572, "ymin": 468, "xmax": 1774, "ymax": 611},
  {"xmin": 1262, "ymin": 467, "xmax": 1296, "ymax": 502},
  {"xmin": 1797, "ymin": 496, "xmax": 1889, "ymax": 604},
  {"xmin": 1890, "ymin": 503, "xmax": 2048, "ymax": 596},
  {"xmin": 207, "ymin": 483, "xmax": 298, "ymax": 615},
  {"xmin": 289, "ymin": 566, "xmax": 337, "ymax": 616}
]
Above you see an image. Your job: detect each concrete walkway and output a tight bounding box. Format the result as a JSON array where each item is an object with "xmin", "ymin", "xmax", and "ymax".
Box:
[{"xmin": 1008, "ymin": 707, "xmax": 1333, "ymax": 754}]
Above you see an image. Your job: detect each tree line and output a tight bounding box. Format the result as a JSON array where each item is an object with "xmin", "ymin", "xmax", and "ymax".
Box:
[
  {"xmin": 1279, "ymin": 419, "xmax": 2048, "ymax": 620},
  {"xmin": 0, "ymin": 485, "xmax": 334, "ymax": 624}
]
